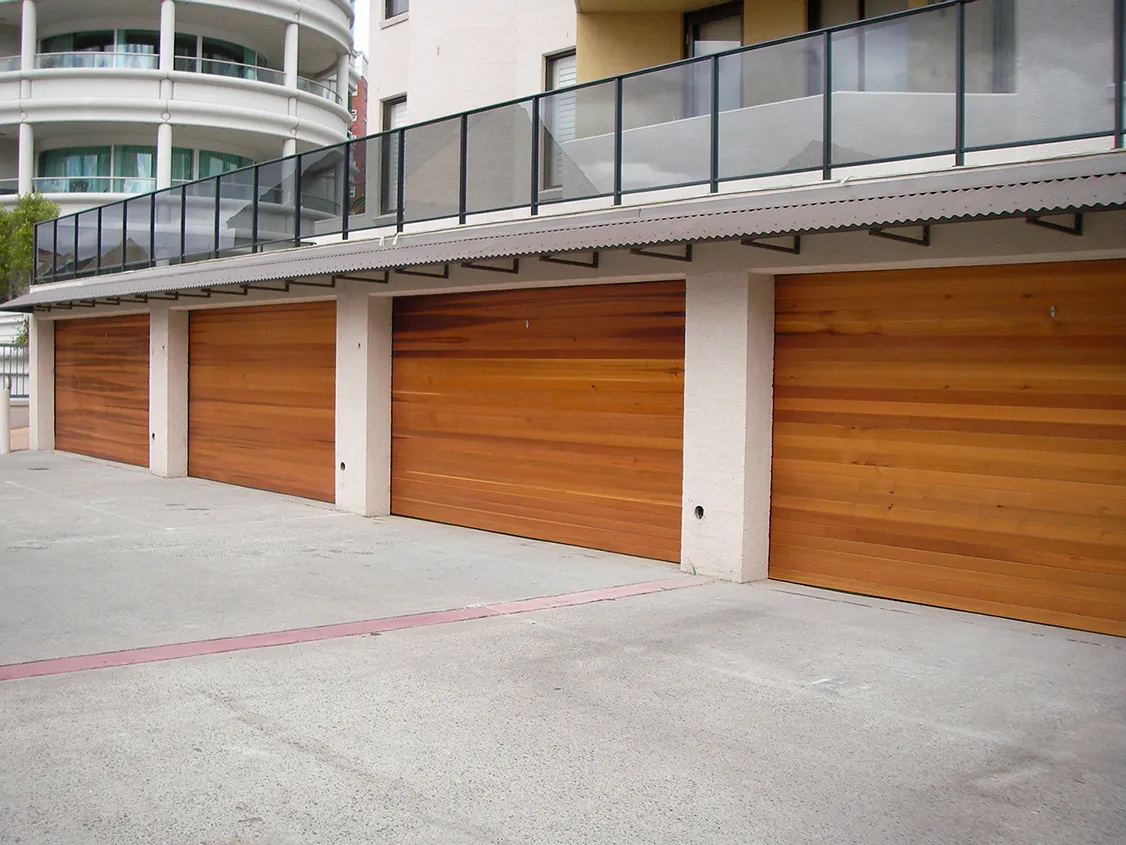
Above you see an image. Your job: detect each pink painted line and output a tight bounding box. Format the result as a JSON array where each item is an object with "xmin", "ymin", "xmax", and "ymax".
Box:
[{"xmin": 0, "ymin": 576, "xmax": 710, "ymax": 682}]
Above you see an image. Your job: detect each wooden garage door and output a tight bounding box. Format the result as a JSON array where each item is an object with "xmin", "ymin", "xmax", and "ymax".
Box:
[
  {"xmin": 392, "ymin": 281, "xmax": 685, "ymax": 561},
  {"xmin": 54, "ymin": 314, "xmax": 150, "ymax": 467},
  {"xmin": 188, "ymin": 302, "xmax": 336, "ymax": 502},
  {"xmin": 771, "ymin": 260, "xmax": 1126, "ymax": 636}
]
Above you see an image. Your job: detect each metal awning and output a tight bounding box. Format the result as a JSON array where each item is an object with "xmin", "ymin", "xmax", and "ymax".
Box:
[{"xmin": 4, "ymin": 152, "xmax": 1125, "ymax": 311}]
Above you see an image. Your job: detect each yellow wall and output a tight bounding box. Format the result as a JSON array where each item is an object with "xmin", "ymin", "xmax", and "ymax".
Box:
[
  {"xmin": 743, "ymin": 0, "xmax": 807, "ymax": 44},
  {"xmin": 575, "ymin": 12, "xmax": 684, "ymax": 83},
  {"xmin": 576, "ymin": 1, "xmax": 817, "ymax": 84}
]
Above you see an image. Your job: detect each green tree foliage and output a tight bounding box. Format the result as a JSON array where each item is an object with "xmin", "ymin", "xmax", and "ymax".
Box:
[{"xmin": 0, "ymin": 193, "xmax": 59, "ymax": 302}]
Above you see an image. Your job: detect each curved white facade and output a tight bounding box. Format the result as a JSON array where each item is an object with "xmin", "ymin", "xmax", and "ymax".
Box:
[{"xmin": 0, "ymin": 0, "xmax": 355, "ymax": 214}]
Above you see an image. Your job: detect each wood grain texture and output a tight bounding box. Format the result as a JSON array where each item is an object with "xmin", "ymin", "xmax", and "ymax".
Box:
[
  {"xmin": 54, "ymin": 314, "xmax": 150, "ymax": 467},
  {"xmin": 392, "ymin": 281, "xmax": 685, "ymax": 562},
  {"xmin": 772, "ymin": 260, "xmax": 1126, "ymax": 636},
  {"xmin": 188, "ymin": 302, "xmax": 336, "ymax": 502}
]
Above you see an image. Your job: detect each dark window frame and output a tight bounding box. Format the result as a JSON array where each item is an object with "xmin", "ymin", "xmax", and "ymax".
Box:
[
  {"xmin": 683, "ymin": 1, "xmax": 744, "ymax": 60},
  {"xmin": 384, "ymin": 0, "xmax": 409, "ymax": 19},
  {"xmin": 380, "ymin": 95, "xmax": 407, "ymax": 214}
]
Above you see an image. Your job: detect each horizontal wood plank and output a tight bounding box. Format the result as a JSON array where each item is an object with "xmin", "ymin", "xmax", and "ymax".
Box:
[
  {"xmin": 54, "ymin": 314, "xmax": 150, "ymax": 467},
  {"xmin": 771, "ymin": 260, "xmax": 1126, "ymax": 636},
  {"xmin": 188, "ymin": 302, "xmax": 336, "ymax": 502},
  {"xmin": 391, "ymin": 281, "xmax": 685, "ymax": 562}
]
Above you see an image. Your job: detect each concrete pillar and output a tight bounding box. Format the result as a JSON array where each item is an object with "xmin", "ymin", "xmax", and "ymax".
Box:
[
  {"xmin": 0, "ymin": 382, "xmax": 10, "ymax": 456},
  {"xmin": 679, "ymin": 272, "xmax": 775, "ymax": 582},
  {"xmin": 18, "ymin": 122, "xmax": 34, "ymax": 195},
  {"xmin": 148, "ymin": 307, "xmax": 188, "ymax": 477},
  {"xmin": 282, "ymin": 137, "xmax": 297, "ymax": 158},
  {"xmin": 336, "ymin": 52, "xmax": 351, "ymax": 105},
  {"xmin": 156, "ymin": 123, "xmax": 173, "ymax": 189},
  {"xmin": 20, "ymin": 0, "xmax": 36, "ymax": 71},
  {"xmin": 284, "ymin": 22, "xmax": 299, "ymax": 89},
  {"xmin": 159, "ymin": 0, "xmax": 176, "ymax": 73},
  {"xmin": 334, "ymin": 283, "xmax": 392, "ymax": 516},
  {"xmin": 28, "ymin": 315, "xmax": 54, "ymax": 452}
]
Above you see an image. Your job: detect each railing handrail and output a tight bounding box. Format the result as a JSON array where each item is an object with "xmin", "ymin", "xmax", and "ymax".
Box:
[
  {"xmin": 30, "ymin": 0, "xmax": 1126, "ymax": 285},
  {"xmin": 29, "ymin": 51, "xmax": 339, "ymax": 103}
]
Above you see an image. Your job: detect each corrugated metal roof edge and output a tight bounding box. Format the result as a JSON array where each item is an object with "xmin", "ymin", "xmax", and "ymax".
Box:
[{"xmin": 5, "ymin": 152, "xmax": 1126, "ymax": 311}]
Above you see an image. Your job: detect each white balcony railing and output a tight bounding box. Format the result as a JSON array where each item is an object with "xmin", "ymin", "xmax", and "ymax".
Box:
[{"xmin": 31, "ymin": 52, "xmax": 342, "ymax": 104}]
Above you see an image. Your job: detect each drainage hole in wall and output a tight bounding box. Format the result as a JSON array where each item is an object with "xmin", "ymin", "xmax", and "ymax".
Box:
[
  {"xmin": 694, "ymin": 505, "xmax": 704, "ymax": 520},
  {"xmin": 340, "ymin": 462, "xmax": 346, "ymax": 471}
]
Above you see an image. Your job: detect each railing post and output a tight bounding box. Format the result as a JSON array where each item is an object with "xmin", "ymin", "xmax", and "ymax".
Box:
[
  {"xmin": 96, "ymin": 207, "xmax": 102, "ymax": 274},
  {"xmin": 613, "ymin": 76, "xmax": 623, "ymax": 205},
  {"xmin": 955, "ymin": 0, "xmax": 966, "ymax": 166},
  {"xmin": 341, "ymin": 141, "xmax": 351, "ymax": 240},
  {"xmin": 251, "ymin": 165, "xmax": 260, "ymax": 253},
  {"xmin": 458, "ymin": 113, "xmax": 468, "ymax": 224},
  {"xmin": 149, "ymin": 191, "xmax": 157, "ymax": 268},
  {"xmin": 1115, "ymin": 0, "xmax": 1124, "ymax": 148},
  {"xmin": 396, "ymin": 128, "xmax": 406, "ymax": 233},
  {"xmin": 213, "ymin": 175, "xmax": 222, "ymax": 258},
  {"xmin": 120, "ymin": 202, "xmax": 127, "ymax": 273},
  {"xmin": 179, "ymin": 188, "xmax": 187, "ymax": 262},
  {"xmin": 822, "ymin": 29, "xmax": 833, "ymax": 181},
  {"xmin": 293, "ymin": 154, "xmax": 303, "ymax": 247},
  {"xmin": 530, "ymin": 95, "xmax": 541, "ymax": 216},
  {"xmin": 710, "ymin": 54, "xmax": 720, "ymax": 194}
]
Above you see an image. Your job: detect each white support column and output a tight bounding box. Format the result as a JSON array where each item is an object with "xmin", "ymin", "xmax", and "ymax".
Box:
[
  {"xmin": 20, "ymin": 0, "xmax": 36, "ymax": 71},
  {"xmin": 336, "ymin": 52, "xmax": 351, "ymax": 106},
  {"xmin": 284, "ymin": 22, "xmax": 299, "ymax": 89},
  {"xmin": 148, "ymin": 307, "xmax": 188, "ymax": 477},
  {"xmin": 159, "ymin": 0, "xmax": 176, "ymax": 73},
  {"xmin": 156, "ymin": 123, "xmax": 173, "ymax": 189},
  {"xmin": 18, "ymin": 122, "xmax": 34, "ymax": 195},
  {"xmin": 28, "ymin": 314, "xmax": 54, "ymax": 452},
  {"xmin": 680, "ymin": 272, "xmax": 775, "ymax": 582},
  {"xmin": 334, "ymin": 283, "xmax": 392, "ymax": 516},
  {"xmin": 282, "ymin": 137, "xmax": 297, "ymax": 158}
]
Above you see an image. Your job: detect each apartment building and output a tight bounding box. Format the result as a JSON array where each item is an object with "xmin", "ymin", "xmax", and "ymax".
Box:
[
  {"xmin": 0, "ymin": 0, "xmax": 356, "ymax": 218},
  {"xmin": 3, "ymin": 0, "xmax": 1124, "ymax": 637}
]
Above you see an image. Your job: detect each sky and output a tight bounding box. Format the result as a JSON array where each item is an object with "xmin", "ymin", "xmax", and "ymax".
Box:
[{"xmin": 353, "ymin": 0, "xmax": 371, "ymax": 56}]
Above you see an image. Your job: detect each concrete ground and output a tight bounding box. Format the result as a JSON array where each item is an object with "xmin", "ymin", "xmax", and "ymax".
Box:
[{"xmin": 1, "ymin": 452, "xmax": 1124, "ymax": 845}]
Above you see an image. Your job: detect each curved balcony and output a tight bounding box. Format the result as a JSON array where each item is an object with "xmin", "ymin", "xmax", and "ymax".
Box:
[
  {"xmin": 0, "ymin": 62, "xmax": 351, "ymax": 149},
  {"xmin": 24, "ymin": 52, "xmax": 342, "ymax": 106}
]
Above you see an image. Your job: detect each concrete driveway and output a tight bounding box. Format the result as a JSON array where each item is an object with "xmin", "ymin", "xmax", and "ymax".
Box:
[{"xmin": 1, "ymin": 451, "xmax": 1123, "ymax": 845}]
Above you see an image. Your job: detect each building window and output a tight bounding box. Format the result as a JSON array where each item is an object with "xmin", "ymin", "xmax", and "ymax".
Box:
[
  {"xmin": 380, "ymin": 96, "xmax": 407, "ymax": 214},
  {"xmin": 684, "ymin": 2, "xmax": 742, "ymax": 117},
  {"xmin": 385, "ymin": 0, "xmax": 409, "ymax": 19},
  {"xmin": 543, "ymin": 50, "xmax": 576, "ymax": 190},
  {"xmin": 36, "ymin": 146, "xmax": 256, "ymax": 193},
  {"xmin": 37, "ymin": 147, "xmax": 111, "ymax": 193}
]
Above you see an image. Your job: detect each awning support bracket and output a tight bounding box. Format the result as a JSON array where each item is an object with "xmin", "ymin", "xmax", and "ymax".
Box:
[
  {"xmin": 462, "ymin": 258, "xmax": 521, "ymax": 275},
  {"xmin": 539, "ymin": 251, "xmax": 599, "ymax": 269},
  {"xmin": 1026, "ymin": 213, "xmax": 1083, "ymax": 236},
  {"xmin": 334, "ymin": 272, "xmax": 391, "ymax": 284},
  {"xmin": 287, "ymin": 277, "xmax": 337, "ymax": 289},
  {"xmin": 243, "ymin": 281, "xmax": 293, "ymax": 293},
  {"xmin": 870, "ymin": 225, "xmax": 931, "ymax": 247},
  {"xmin": 395, "ymin": 264, "xmax": 451, "ymax": 279},
  {"xmin": 742, "ymin": 235, "xmax": 802, "ymax": 255},
  {"xmin": 630, "ymin": 243, "xmax": 693, "ymax": 263}
]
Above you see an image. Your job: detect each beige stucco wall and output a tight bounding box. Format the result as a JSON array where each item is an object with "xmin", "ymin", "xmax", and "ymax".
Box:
[
  {"xmin": 743, "ymin": 0, "xmax": 806, "ymax": 44},
  {"xmin": 576, "ymin": 12, "xmax": 682, "ymax": 83}
]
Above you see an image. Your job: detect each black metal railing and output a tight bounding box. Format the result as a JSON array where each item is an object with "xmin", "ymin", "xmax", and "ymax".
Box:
[
  {"xmin": 0, "ymin": 344, "xmax": 29, "ymax": 398},
  {"xmin": 32, "ymin": 0, "xmax": 1126, "ymax": 284}
]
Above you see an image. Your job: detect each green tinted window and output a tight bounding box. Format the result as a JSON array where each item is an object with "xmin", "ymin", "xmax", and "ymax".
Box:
[
  {"xmin": 171, "ymin": 148, "xmax": 194, "ymax": 183},
  {"xmin": 197, "ymin": 151, "xmax": 254, "ymax": 178}
]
